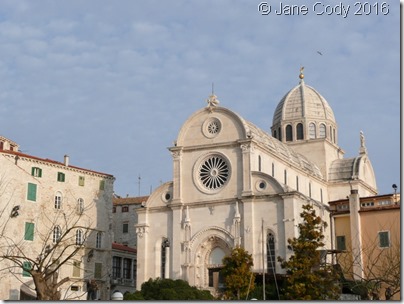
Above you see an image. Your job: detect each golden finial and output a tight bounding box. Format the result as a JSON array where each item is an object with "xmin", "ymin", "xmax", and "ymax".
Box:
[{"xmin": 299, "ymin": 66, "xmax": 304, "ymax": 79}]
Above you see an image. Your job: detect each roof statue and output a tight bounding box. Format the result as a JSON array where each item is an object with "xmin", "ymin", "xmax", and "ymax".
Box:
[
  {"xmin": 206, "ymin": 93, "xmax": 220, "ymax": 108},
  {"xmin": 359, "ymin": 130, "xmax": 367, "ymax": 155}
]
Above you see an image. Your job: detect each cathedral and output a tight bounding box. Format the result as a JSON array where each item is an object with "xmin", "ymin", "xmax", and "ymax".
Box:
[{"xmin": 134, "ymin": 70, "xmax": 378, "ymax": 292}]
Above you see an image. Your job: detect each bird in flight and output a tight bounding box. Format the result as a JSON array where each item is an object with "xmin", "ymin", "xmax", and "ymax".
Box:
[{"xmin": 317, "ymin": 51, "xmax": 323, "ymax": 55}]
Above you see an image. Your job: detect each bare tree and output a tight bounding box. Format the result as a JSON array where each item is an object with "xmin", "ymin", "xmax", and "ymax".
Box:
[
  {"xmin": 0, "ymin": 183, "xmax": 98, "ymax": 300},
  {"xmin": 336, "ymin": 225, "xmax": 400, "ymax": 300}
]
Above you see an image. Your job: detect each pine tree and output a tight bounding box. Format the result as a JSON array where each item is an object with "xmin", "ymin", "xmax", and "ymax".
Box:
[
  {"xmin": 278, "ymin": 204, "xmax": 340, "ymax": 300},
  {"xmin": 221, "ymin": 246, "xmax": 255, "ymax": 300}
]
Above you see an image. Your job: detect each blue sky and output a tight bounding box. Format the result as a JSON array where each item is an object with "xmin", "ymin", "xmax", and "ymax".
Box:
[{"xmin": 0, "ymin": 0, "xmax": 400, "ymax": 197}]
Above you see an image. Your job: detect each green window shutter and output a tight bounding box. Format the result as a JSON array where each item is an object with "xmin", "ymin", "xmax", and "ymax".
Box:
[
  {"xmin": 99, "ymin": 180, "xmax": 105, "ymax": 190},
  {"xmin": 379, "ymin": 232, "xmax": 389, "ymax": 247},
  {"xmin": 336, "ymin": 236, "xmax": 346, "ymax": 250},
  {"xmin": 94, "ymin": 263, "xmax": 102, "ymax": 279},
  {"xmin": 27, "ymin": 183, "xmax": 37, "ymax": 201},
  {"xmin": 24, "ymin": 223, "xmax": 34, "ymax": 241},
  {"xmin": 31, "ymin": 167, "xmax": 42, "ymax": 177},
  {"xmin": 73, "ymin": 261, "xmax": 81, "ymax": 277},
  {"xmin": 57, "ymin": 172, "xmax": 65, "ymax": 182},
  {"xmin": 22, "ymin": 261, "xmax": 32, "ymax": 277},
  {"xmin": 79, "ymin": 176, "xmax": 85, "ymax": 186}
]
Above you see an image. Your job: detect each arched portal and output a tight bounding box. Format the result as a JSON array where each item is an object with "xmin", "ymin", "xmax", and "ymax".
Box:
[{"xmin": 190, "ymin": 227, "xmax": 233, "ymax": 291}]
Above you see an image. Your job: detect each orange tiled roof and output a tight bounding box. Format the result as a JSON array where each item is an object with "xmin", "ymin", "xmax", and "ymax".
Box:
[
  {"xmin": 112, "ymin": 242, "xmax": 137, "ymax": 253},
  {"xmin": 113, "ymin": 196, "xmax": 149, "ymax": 206},
  {"xmin": 0, "ymin": 149, "xmax": 114, "ymax": 178}
]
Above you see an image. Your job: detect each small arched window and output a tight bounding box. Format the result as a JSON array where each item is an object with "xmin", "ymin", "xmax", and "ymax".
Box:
[
  {"xmin": 286, "ymin": 125, "xmax": 293, "ymax": 141},
  {"xmin": 76, "ymin": 229, "xmax": 84, "ymax": 245},
  {"xmin": 333, "ymin": 129, "xmax": 336, "ymax": 143},
  {"xmin": 309, "ymin": 123, "xmax": 316, "ymax": 139},
  {"xmin": 278, "ymin": 127, "xmax": 282, "ymax": 141},
  {"xmin": 53, "ymin": 226, "xmax": 62, "ymax": 243},
  {"xmin": 284, "ymin": 170, "xmax": 287, "ymax": 185},
  {"xmin": 258, "ymin": 155, "xmax": 262, "ymax": 172},
  {"xmin": 296, "ymin": 123, "xmax": 304, "ymax": 140},
  {"xmin": 267, "ymin": 232, "xmax": 276, "ymax": 275},
  {"xmin": 319, "ymin": 124, "xmax": 326, "ymax": 138},
  {"xmin": 96, "ymin": 232, "xmax": 102, "ymax": 249},
  {"xmin": 54, "ymin": 191, "xmax": 62, "ymax": 209},
  {"xmin": 273, "ymin": 129, "xmax": 277, "ymax": 139},
  {"xmin": 77, "ymin": 198, "xmax": 84, "ymax": 214}
]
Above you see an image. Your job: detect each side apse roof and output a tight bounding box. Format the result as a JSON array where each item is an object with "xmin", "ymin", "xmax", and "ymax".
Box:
[{"xmin": 328, "ymin": 157, "xmax": 362, "ymax": 181}]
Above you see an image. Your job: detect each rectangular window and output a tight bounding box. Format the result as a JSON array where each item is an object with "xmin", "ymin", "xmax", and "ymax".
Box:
[
  {"xmin": 96, "ymin": 232, "xmax": 102, "ymax": 249},
  {"xmin": 22, "ymin": 261, "xmax": 32, "ymax": 277},
  {"xmin": 27, "ymin": 183, "xmax": 37, "ymax": 201},
  {"xmin": 94, "ymin": 263, "xmax": 102, "ymax": 279},
  {"xmin": 24, "ymin": 222, "xmax": 34, "ymax": 241},
  {"xmin": 336, "ymin": 236, "xmax": 346, "ymax": 251},
  {"xmin": 122, "ymin": 206, "xmax": 129, "ymax": 212},
  {"xmin": 99, "ymin": 180, "xmax": 105, "ymax": 190},
  {"xmin": 31, "ymin": 167, "xmax": 42, "ymax": 177},
  {"xmin": 112, "ymin": 256, "xmax": 122, "ymax": 278},
  {"xmin": 57, "ymin": 172, "xmax": 65, "ymax": 182},
  {"xmin": 379, "ymin": 231, "xmax": 390, "ymax": 248},
  {"xmin": 123, "ymin": 223, "xmax": 129, "ymax": 233},
  {"xmin": 72, "ymin": 261, "xmax": 81, "ymax": 277},
  {"xmin": 70, "ymin": 286, "xmax": 80, "ymax": 292},
  {"xmin": 123, "ymin": 258, "xmax": 132, "ymax": 279},
  {"xmin": 78, "ymin": 176, "xmax": 85, "ymax": 186}
]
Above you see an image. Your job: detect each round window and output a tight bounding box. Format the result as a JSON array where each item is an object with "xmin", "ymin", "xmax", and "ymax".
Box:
[
  {"xmin": 197, "ymin": 154, "xmax": 230, "ymax": 191},
  {"xmin": 202, "ymin": 117, "xmax": 222, "ymax": 138}
]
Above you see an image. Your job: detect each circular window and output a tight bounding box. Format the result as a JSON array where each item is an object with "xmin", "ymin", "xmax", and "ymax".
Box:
[
  {"xmin": 255, "ymin": 180, "xmax": 267, "ymax": 192},
  {"xmin": 161, "ymin": 191, "xmax": 172, "ymax": 203},
  {"xmin": 202, "ymin": 117, "xmax": 222, "ymax": 138},
  {"xmin": 197, "ymin": 154, "xmax": 230, "ymax": 191}
]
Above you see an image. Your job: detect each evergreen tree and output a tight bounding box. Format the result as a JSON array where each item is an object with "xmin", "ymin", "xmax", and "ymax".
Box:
[
  {"xmin": 221, "ymin": 246, "xmax": 255, "ymax": 300},
  {"xmin": 278, "ymin": 204, "xmax": 340, "ymax": 300}
]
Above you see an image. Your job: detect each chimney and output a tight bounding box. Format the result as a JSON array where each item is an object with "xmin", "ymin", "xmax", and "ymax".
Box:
[{"xmin": 64, "ymin": 155, "xmax": 69, "ymax": 167}]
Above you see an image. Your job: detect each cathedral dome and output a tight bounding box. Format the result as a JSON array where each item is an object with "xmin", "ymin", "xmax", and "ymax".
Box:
[
  {"xmin": 272, "ymin": 81, "xmax": 335, "ymax": 126},
  {"xmin": 271, "ymin": 70, "xmax": 338, "ymax": 144}
]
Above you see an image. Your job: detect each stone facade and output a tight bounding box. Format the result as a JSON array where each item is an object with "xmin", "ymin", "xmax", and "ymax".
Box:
[
  {"xmin": 135, "ymin": 74, "xmax": 378, "ymax": 293},
  {"xmin": 0, "ymin": 136, "xmax": 114, "ymax": 300},
  {"xmin": 112, "ymin": 196, "xmax": 148, "ymax": 248}
]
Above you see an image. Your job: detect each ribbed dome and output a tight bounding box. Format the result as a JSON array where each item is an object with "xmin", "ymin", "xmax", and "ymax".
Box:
[{"xmin": 272, "ymin": 80, "xmax": 335, "ymax": 127}]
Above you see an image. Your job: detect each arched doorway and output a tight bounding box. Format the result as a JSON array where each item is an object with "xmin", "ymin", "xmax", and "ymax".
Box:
[{"xmin": 191, "ymin": 229, "xmax": 233, "ymax": 291}]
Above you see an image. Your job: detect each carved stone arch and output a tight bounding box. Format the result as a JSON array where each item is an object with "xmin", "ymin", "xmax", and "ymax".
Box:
[{"xmin": 190, "ymin": 227, "xmax": 234, "ymax": 289}]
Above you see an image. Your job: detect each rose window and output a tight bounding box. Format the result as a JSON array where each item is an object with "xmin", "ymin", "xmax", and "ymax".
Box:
[
  {"xmin": 202, "ymin": 117, "xmax": 222, "ymax": 138},
  {"xmin": 207, "ymin": 120, "xmax": 220, "ymax": 135},
  {"xmin": 198, "ymin": 155, "xmax": 229, "ymax": 190}
]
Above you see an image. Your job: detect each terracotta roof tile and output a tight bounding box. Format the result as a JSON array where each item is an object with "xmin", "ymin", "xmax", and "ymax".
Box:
[
  {"xmin": 112, "ymin": 242, "xmax": 137, "ymax": 253},
  {"xmin": 0, "ymin": 149, "xmax": 114, "ymax": 178},
  {"xmin": 113, "ymin": 196, "xmax": 149, "ymax": 206}
]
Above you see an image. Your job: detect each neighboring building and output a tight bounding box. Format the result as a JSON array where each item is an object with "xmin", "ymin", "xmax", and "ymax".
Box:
[
  {"xmin": 0, "ymin": 136, "xmax": 115, "ymax": 300},
  {"xmin": 112, "ymin": 196, "xmax": 148, "ymax": 248},
  {"xmin": 135, "ymin": 71, "xmax": 379, "ymax": 294},
  {"xmin": 330, "ymin": 192, "xmax": 400, "ymax": 300},
  {"xmin": 111, "ymin": 242, "xmax": 137, "ymax": 296}
]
